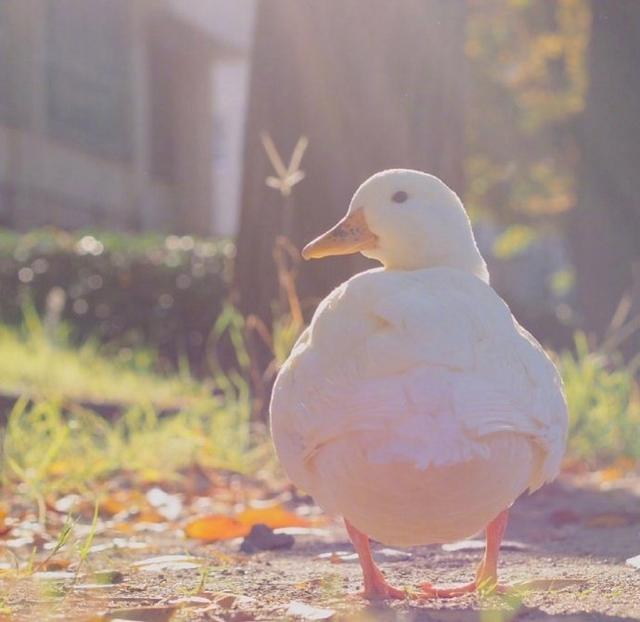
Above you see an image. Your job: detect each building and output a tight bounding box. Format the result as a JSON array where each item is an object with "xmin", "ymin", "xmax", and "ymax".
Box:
[{"xmin": 0, "ymin": 0, "xmax": 255, "ymax": 236}]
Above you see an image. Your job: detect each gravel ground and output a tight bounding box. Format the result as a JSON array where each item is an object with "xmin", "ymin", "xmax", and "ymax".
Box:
[{"xmin": 3, "ymin": 473, "xmax": 640, "ymax": 621}]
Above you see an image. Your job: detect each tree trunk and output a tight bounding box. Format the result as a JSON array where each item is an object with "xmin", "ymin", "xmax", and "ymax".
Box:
[
  {"xmin": 571, "ymin": 1, "xmax": 640, "ymax": 352},
  {"xmin": 235, "ymin": 0, "xmax": 468, "ymax": 322}
]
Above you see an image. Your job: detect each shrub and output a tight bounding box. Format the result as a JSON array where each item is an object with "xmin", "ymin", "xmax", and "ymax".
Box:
[
  {"xmin": 0, "ymin": 228, "xmax": 233, "ymax": 372},
  {"xmin": 560, "ymin": 333, "xmax": 640, "ymax": 464}
]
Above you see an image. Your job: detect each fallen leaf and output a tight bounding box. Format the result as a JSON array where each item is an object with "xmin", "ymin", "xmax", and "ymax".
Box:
[
  {"xmin": 40, "ymin": 558, "xmax": 73, "ymax": 571},
  {"xmin": 32, "ymin": 570, "xmax": 78, "ymax": 581},
  {"xmin": 101, "ymin": 493, "xmax": 133, "ymax": 517},
  {"xmin": 73, "ymin": 582, "xmax": 118, "ymax": 591},
  {"xmin": 597, "ymin": 457, "xmax": 637, "ymax": 483},
  {"xmin": 210, "ymin": 593, "xmax": 257, "ymax": 610},
  {"xmin": 53, "ymin": 494, "xmax": 83, "ymax": 513},
  {"xmin": 95, "ymin": 606, "xmax": 177, "ymax": 621},
  {"xmin": 442, "ymin": 539, "xmax": 528, "ymax": 552},
  {"xmin": 585, "ymin": 513, "xmax": 640, "ymax": 528},
  {"xmin": 317, "ymin": 548, "xmax": 412, "ymax": 563},
  {"xmin": 184, "ymin": 515, "xmax": 248, "ymax": 542},
  {"xmin": 238, "ymin": 505, "xmax": 311, "ymax": 529},
  {"xmin": 317, "ymin": 551, "xmax": 357, "ymax": 563},
  {"xmin": 0, "ymin": 507, "xmax": 10, "ymax": 537},
  {"xmin": 286, "ymin": 601, "xmax": 335, "ymax": 620},
  {"xmin": 112, "ymin": 538, "xmax": 148, "ymax": 550},
  {"xmin": 167, "ymin": 596, "xmax": 211, "ymax": 607},
  {"xmin": 215, "ymin": 593, "xmax": 239, "ymax": 609},
  {"xmin": 626, "ymin": 554, "xmax": 640, "ymax": 569},
  {"xmin": 146, "ymin": 488, "xmax": 183, "ymax": 521},
  {"xmin": 89, "ymin": 542, "xmax": 115, "ymax": 554},
  {"xmin": 133, "ymin": 554, "xmax": 203, "ymax": 573},
  {"xmin": 374, "ymin": 548, "xmax": 413, "ymax": 561}
]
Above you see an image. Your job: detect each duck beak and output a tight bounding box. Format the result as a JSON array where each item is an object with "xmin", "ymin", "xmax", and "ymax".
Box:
[{"xmin": 301, "ymin": 208, "xmax": 378, "ymax": 260}]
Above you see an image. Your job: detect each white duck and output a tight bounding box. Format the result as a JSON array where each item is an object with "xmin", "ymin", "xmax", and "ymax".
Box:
[{"xmin": 270, "ymin": 169, "xmax": 567, "ymax": 599}]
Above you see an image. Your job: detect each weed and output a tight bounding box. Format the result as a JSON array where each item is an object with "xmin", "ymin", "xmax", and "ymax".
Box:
[{"xmin": 560, "ymin": 332, "xmax": 640, "ymax": 463}]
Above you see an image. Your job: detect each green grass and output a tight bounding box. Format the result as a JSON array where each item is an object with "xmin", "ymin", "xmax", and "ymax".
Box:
[
  {"xmin": 1, "ymin": 304, "xmax": 638, "ymax": 512},
  {"xmin": 2, "ymin": 393, "xmax": 258, "ymax": 507},
  {"xmin": 559, "ymin": 332, "xmax": 640, "ymax": 464},
  {"xmin": 0, "ymin": 310, "xmax": 263, "ymax": 506},
  {"xmin": 0, "ymin": 305, "xmax": 212, "ymax": 408}
]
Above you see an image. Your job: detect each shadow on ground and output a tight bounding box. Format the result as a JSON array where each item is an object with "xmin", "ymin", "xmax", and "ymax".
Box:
[{"xmin": 348, "ymin": 604, "xmax": 640, "ymax": 622}]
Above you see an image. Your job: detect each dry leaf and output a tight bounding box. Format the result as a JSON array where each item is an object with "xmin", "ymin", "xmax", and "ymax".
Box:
[
  {"xmin": 184, "ymin": 515, "xmax": 248, "ymax": 542},
  {"xmin": 210, "ymin": 592, "xmax": 257, "ymax": 610},
  {"xmin": 167, "ymin": 596, "xmax": 211, "ymax": 607},
  {"xmin": 286, "ymin": 601, "xmax": 335, "ymax": 620},
  {"xmin": 626, "ymin": 554, "xmax": 640, "ymax": 569},
  {"xmin": 32, "ymin": 570, "xmax": 77, "ymax": 581},
  {"xmin": 443, "ymin": 540, "xmax": 528, "ymax": 553},
  {"xmin": 95, "ymin": 606, "xmax": 177, "ymax": 621},
  {"xmin": 101, "ymin": 491, "xmax": 139, "ymax": 517},
  {"xmin": 238, "ymin": 505, "xmax": 311, "ymax": 529},
  {"xmin": 0, "ymin": 507, "xmax": 11, "ymax": 538},
  {"xmin": 135, "ymin": 509, "xmax": 165, "ymax": 524},
  {"xmin": 133, "ymin": 554, "xmax": 203, "ymax": 573},
  {"xmin": 598, "ymin": 457, "xmax": 637, "ymax": 483},
  {"xmin": 41, "ymin": 558, "xmax": 73, "ymax": 571}
]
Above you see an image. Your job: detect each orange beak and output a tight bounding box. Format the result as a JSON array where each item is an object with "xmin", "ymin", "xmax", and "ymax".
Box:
[{"xmin": 301, "ymin": 208, "xmax": 378, "ymax": 260}]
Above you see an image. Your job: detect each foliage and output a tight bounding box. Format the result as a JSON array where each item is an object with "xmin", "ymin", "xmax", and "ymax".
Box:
[
  {"xmin": 2, "ymin": 392, "xmax": 255, "ymax": 505},
  {"xmin": 466, "ymin": 0, "xmax": 590, "ymax": 222},
  {"xmin": 0, "ymin": 305, "xmax": 211, "ymax": 408},
  {"xmin": 0, "ymin": 310, "xmax": 258, "ymax": 505},
  {"xmin": 0, "ymin": 227, "xmax": 233, "ymax": 372},
  {"xmin": 560, "ymin": 333, "xmax": 640, "ymax": 463}
]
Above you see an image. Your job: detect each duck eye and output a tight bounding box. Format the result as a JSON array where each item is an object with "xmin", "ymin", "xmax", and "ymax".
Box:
[{"xmin": 392, "ymin": 190, "xmax": 408, "ymax": 204}]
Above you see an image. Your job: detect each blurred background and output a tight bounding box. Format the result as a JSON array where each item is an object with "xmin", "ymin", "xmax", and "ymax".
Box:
[{"xmin": 0, "ymin": 0, "xmax": 639, "ymax": 478}]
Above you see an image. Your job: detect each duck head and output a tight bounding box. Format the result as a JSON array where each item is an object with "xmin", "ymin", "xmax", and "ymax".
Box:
[{"xmin": 302, "ymin": 169, "xmax": 489, "ymax": 282}]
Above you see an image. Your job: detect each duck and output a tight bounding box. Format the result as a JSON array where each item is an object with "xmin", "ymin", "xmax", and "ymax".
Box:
[{"xmin": 270, "ymin": 169, "xmax": 568, "ymax": 599}]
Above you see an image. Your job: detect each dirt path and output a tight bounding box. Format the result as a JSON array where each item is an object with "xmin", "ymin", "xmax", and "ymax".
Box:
[{"xmin": 3, "ymin": 473, "xmax": 640, "ymax": 621}]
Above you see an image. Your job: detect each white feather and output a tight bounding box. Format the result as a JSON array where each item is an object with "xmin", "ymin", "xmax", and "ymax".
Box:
[{"xmin": 270, "ymin": 171, "xmax": 568, "ymax": 546}]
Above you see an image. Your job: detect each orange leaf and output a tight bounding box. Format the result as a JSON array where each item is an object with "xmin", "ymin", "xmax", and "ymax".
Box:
[
  {"xmin": 184, "ymin": 515, "xmax": 249, "ymax": 542},
  {"xmin": 598, "ymin": 457, "xmax": 637, "ymax": 483},
  {"xmin": 136, "ymin": 509, "xmax": 166, "ymax": 524},
  {"xmin": 0, "ymin": 507, "xmax": 9, "ymax": 537},
  {"xmin": 237, "ymin": 505, "xmax": 311, "ymax": 529}
]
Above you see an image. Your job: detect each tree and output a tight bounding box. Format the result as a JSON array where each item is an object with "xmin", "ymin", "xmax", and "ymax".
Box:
[
  {"xmin": 235, "ymin": 0, "xmax": 468, "ymax": 322},
  {"xmin": 571, "ymin": 0, "xmax": 640, "ymax": 352}
]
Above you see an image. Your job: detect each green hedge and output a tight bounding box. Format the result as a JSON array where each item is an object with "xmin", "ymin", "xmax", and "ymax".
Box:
[{"xmin": 0, "ymin": 228, "xmax": 233, "ymax": 372}]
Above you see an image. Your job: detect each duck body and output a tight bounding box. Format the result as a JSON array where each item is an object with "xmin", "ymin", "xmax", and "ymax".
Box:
[
  {"xmin": 270, "ymin": 169, "xmax": 568, "ymax": 597},
  {"xmin": 271, "ymin": 266, "xmax": 567, "ymax": 547}
]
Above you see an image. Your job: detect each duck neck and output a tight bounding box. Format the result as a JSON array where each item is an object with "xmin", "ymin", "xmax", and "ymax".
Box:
[{"xmin": 382, "ymin": 244, "xmax": 490, "ymax": 283}]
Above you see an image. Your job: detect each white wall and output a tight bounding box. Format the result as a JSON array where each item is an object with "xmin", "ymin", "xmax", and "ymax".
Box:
[
  {"xmin": 166, "ymin": 0, "xmax": 256, "ymax": 51},
  {"xmin": 211, "ymin": 59, "xmax": 251, "ymax": 236},
  {"xmin": 165, "ymin": 0, "xmax": 256, "ymax": 237}
]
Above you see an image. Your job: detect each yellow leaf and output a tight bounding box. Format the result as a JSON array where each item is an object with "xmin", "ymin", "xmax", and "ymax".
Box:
[
  {"xmin": 237, "ymin": 505, "xmax": 311, "ymax": 529},
  {"xmin": 598, "ymin": 457, "xmax": 637, "ymax": 483},
  {"xmin": 492, "ymin": 225, "xmax": 536, "ymax": 259}
]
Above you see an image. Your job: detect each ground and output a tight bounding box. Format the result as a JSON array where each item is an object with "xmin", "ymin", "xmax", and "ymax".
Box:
[{"xmin": 2, "ymin": 471, "xmax": 640, "ymax": 622}]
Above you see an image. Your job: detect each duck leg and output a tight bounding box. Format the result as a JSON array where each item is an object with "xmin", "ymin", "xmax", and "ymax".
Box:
[
  {"xmin": 345, "ymin": 519, "xmax": 405, "ymax": 600},
  {"xmin": 421, "ymin": 509, "xmax": 509, "ymax": 598}
]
